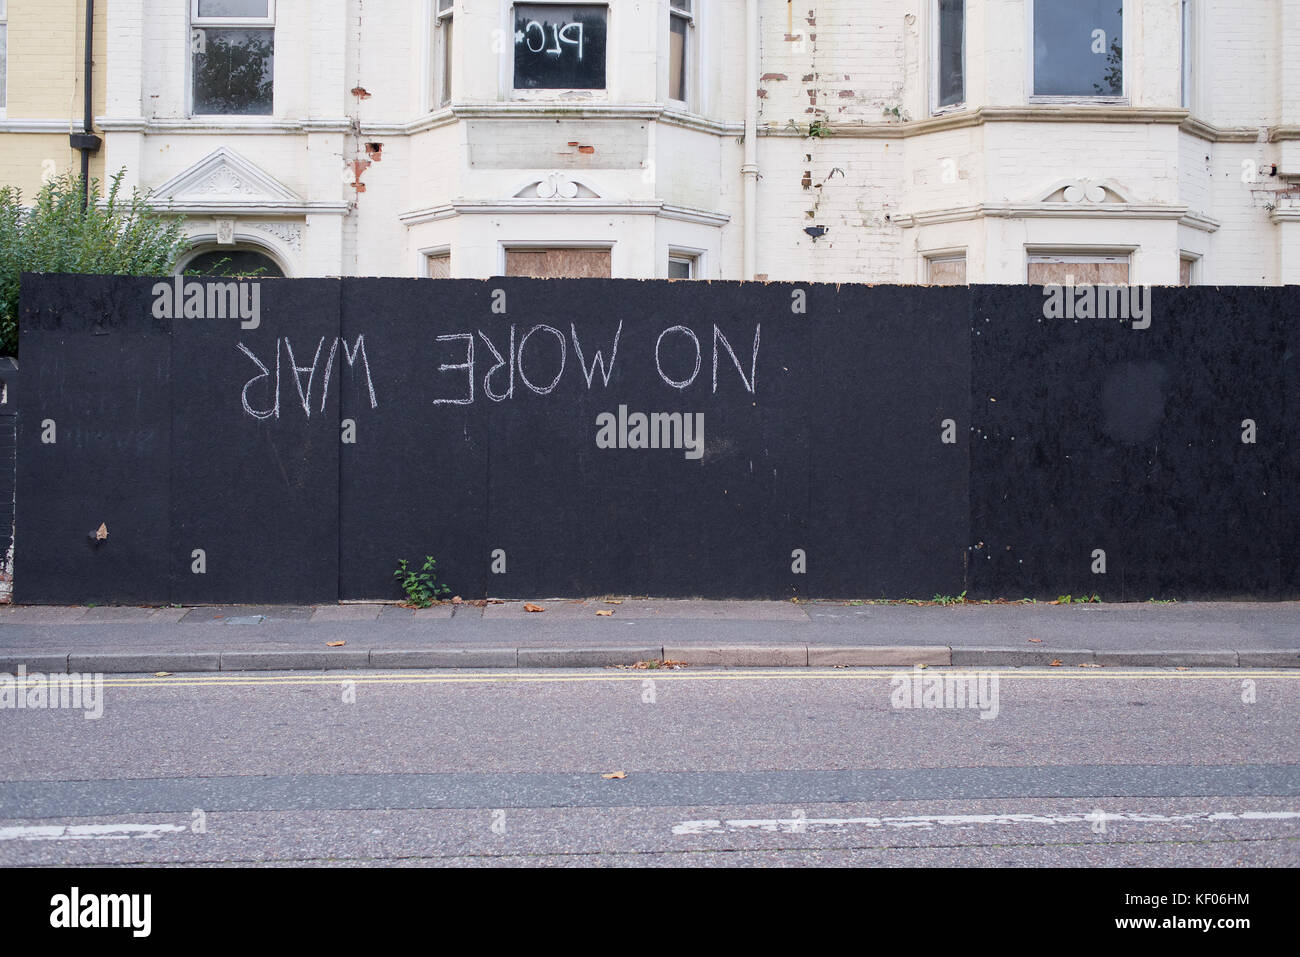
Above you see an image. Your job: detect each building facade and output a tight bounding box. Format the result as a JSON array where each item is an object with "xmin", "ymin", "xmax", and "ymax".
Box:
[
  {"xmin": 0, "ymin": 0, "xmax": 106, "ymax": 197},
  {"xmin": 4, "ymin": 1, "xmax": 1300, "ymax": 284}
]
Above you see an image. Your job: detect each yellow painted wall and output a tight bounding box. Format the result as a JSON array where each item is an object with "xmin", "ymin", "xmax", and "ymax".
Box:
[{"xmin": 1, "ymin": 0, "xmax": 106, "ymax": 196}]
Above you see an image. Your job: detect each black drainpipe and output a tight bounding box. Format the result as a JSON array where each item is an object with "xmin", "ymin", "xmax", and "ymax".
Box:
[{"xmin": 68, "ymin": 0, "xmax": 102, "ymax": 210}]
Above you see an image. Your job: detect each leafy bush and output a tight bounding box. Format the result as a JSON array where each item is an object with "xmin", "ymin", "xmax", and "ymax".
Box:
[{"xmin": 0, "ymin": 169, "xmax": 189, "ymax": 355}]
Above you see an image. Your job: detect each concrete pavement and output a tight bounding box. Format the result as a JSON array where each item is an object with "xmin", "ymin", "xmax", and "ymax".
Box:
[{"xmin": 1, "ymin": 599, "xmax": 1298, "ymax": 672}]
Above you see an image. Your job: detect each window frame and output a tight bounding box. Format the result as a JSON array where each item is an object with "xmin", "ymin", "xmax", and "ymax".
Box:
[
  {"xmin": 423, "ymin": 245, "xmax": 453, "ymax": 279},
  {"xmin": 930, "ymin": 0, "xmax": 965, "ymax": 116},
  {"xmin": 507, "ymin": 1, "xmax": 612, "ymax": 99},
  {"xmin": 667, "ymin": 246, "xmax": 703, "ymax": 280},
  {"xmin": 1026, "ymin": 248, "xmax": 1134, "ymax": 285},
  {"xmin": 189, "ymin": 0, "xmax": 277, "ymax": 118},
  {"xmin": 924, "ymin": 250, "xmax": 968, "ymax": 285},
  {"xmin": 431, "ymin": 0, "xmax": 454, "ymax": 110},
  {"xmin": 190, "ymin": 0, "xmax": 275, "ymax": 29},
  {"xmin": 498, "ymin": 241, "xmax": 615, "ymax": 277},
  {"xmin": 668, "ymin": 0, "xmax": 695, "ymax": 109},
  {"xmin": 1026, "ymin": 0, "xmax": 1128, "ymax": 104},
  {"xmin": 1179, "ymin": 252, "xmax": 1200, "ymax": 286},
  {"xmin": 0, "ymin": 0, "xmax": 8, "ymax": 115},
  {"xmin": 176, "ymin": 241, "xmax": 289, "ymax": 279}
]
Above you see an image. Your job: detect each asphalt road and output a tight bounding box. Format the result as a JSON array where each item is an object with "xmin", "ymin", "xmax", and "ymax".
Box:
[{"xmin": 0, "ymin": 667, "xmax": 1297, "ymax": 866}]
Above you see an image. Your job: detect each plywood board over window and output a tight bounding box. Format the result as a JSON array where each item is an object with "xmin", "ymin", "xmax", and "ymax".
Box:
[
  {"xmin": 426, "ymin": 252, "xmax": 451, "ymax": 279},
  {"xmin": 1027, "ymin": 254, "xmax": 1130, "ymax": 286},
  {"xmin": 505, "ymin": 248, "xmax": 611, "ymax": 278},
  {"xmin": 927, "ymin": 256, "xmax": 966, "ymax": 285}
]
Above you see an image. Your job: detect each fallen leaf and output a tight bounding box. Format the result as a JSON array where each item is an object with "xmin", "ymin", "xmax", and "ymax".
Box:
[
  {"xmin": 601, "ymin": 771, "xmax": 626, "ymax": 780},
  {"xmin": 451, "ymin": 596, "xmax": 463, "ymax": 604},
  {"xmin": 326, "ymin": 641, "xmax": 346, "ymax": 647},
  {"xmin": 595, "ymin": 610, "xmax": 613, "ymax": 617},
  {"xmin": 1028, "ymin": 638, "xmax": 1043, "ymax": 643},
  {"xmin": 524, "ymin": 603, "xmax": 546, "ymax": 613},
  {"xmin": 1049, "ymin": 659, "xmax": 1063, "ymax": 667},
  {"xmin": 153, "ymin": 672, "xmax": 172, "ymax": 677},
  {"xmin": 604, "ymin": 599, "xmax": 623, "ymax": 605},
  {"xmin": 916, "ymin": 663, "xmax": 928, "ymax": 670},
  {"xmin": 1175, "ymin": 666, "xmax": 1190, "ymax": 671},
  {"xmin": 95, "ymin": 523, "xmax": 108, "ymax": 541}
]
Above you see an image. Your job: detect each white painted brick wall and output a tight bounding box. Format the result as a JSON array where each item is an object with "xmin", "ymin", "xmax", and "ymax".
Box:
[{"xmin": 78, "ymin": 1, "xmax": 1293, "ymax": 284}]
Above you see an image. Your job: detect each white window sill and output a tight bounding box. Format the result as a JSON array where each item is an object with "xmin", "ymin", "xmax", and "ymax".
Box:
[
  {"xmin": 511, "ymin": 90, "xmax": 609, "ymax": 103},
  {"xmin": 1028, "ymin": 96, "xmax": 1130, "ymax": 107}
]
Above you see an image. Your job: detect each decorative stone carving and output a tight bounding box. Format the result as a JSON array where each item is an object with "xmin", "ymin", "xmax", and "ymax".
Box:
[
  {"xmin": 246, "ymin": 221, "xmax": 304, "ymax": 252},
  {"xmin": 513, "ymin": 172, "xmax": 599, "ymax": 200},
  {"xmin": 153, "ymin": 147, "xmax": 303, "ymax": 205},
  {"xmin": 1062, "ymin": 182, "xmax": 1108, "ymax": 204}
]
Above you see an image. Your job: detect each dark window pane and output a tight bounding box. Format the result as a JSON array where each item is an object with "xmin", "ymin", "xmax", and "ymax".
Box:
[
  {"xmin": 1034, "ymin": 0, "xmax": 1123, "ymax": 96},
  {"xmin": 441, "ymin": 18, "xmax": 453, "ymax": 104},
  {"xmin": 185, "ymin": 249, "xmax": 285, "ymax": 278},
  {"xmin": 514, "ymin": 4, "xmax": 607, "ymax": 90},
  {"xmin": 196, "ymin": 0, "xmax": 270, "ymax": 18},
  {"xmin": 937, "ymin": 0, "xmax": 964, "ymax": 107},
  {"xmin": 668, "ymin": 258, "xmax": 692, "ymax": 279},
  {"xmin": 669, "ymin": 15, "xmax": 687, "ymax": 101},
  {"xmin": 193, "ymin": 27, "xmax": 274, "ymax": 115}
]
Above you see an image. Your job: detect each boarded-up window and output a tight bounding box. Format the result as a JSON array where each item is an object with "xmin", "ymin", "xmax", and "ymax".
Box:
[
  {"xmin": 1027, "ymin": 254, "xmax": 1129, "ymax": 286},
  {"xmin": 927, "ymin": 255, "xmax": 966, "ymax": 285},
  {"xmin": 426, "ymin": 252, "xmax": 451, "ymax": 279},
  {"xmin": 1179, "ymin": 256, "xmax": 1195, "ymax": 286},
  {"xmin": 513, "ymin": 4, "xmax": 608, "ymax": 90},
  {"xmin": 505, "ymin": 248, "xmax": 611, "ymax": 278}
]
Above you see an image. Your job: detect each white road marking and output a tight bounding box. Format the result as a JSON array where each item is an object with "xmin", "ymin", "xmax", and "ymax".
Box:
[
  {"xmin": 0, "ymin": 823, "xmax": 187, "ymax": 841},
  {"xmin": 672, "ymin": 810, "xmax": 1300, "ymax": 836}
]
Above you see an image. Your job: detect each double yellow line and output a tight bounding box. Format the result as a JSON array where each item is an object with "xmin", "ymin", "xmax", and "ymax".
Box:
[{"xmin": 91, "ymin": 669, "xmax": 1300, "ymax": 689}]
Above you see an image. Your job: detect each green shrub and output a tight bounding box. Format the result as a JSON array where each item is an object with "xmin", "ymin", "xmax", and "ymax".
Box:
[{"xmin": 0, "ymin": 169, "xmax": 189, "ymax": 355}]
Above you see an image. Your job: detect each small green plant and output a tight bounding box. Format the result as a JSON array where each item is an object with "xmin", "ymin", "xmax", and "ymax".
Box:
[
  {"xmin": 1055, "ymin": 593, "xmax": 1101, "ymax": 604},
  {"xmin": 932, "ymin": 591, "xmax": 968, "ymax": 606},
  {"xmin": 394, "ymin": 556, "xmax": 452, "ymax": 608},
  {"xmin": 808, "ymin": 119, "xmax": 832, "ymax": 138}
]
